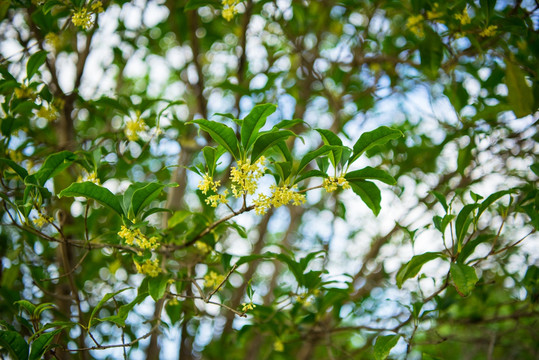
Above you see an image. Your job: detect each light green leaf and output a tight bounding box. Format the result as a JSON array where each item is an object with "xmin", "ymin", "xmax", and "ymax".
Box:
[
  {"xmin": 345, "ymin": 167, "xmax": 396, "ymax": 185},
  {"xmin": 0, "ymin": 330, "xmax": 29, "ymax": 360},
  {"xmin": 26, "ymin": 50, "xmax": 47, "ymax": 79},
  {"xmin": 34, "ymin": 151, "xmax": 74, "ymax": 186},
  {"xmin": 396, "ymin": 252, "xmax": 442, "ymax": 288},
  {"xmin": 241, "ymin": 104, "xmax": 276, "ymax": 151},
  {"xmin": 316, "ymin": 129, "xmax": 344, "ymax": 166},
  {"xmin": 350, "ymin": 126, "xmax": 403, "ymax": 164},
  {"xmin": 149, "ymin": 274, "xmax": 169, "ymax": 301},
  {"xmin": 349, "ymin": 180, "xmax": 382, "ymax": 216},
  {"xmin": 190, "ymin": 119, "xmax": 240, "ymax": 160},
  {"xmin": 450, "ymin": 263, "xmax": 478, "ymax": 296},
  {"xmin": 98, "ymin": 293, "xmax": 148, "ymax": 328},
  {"xmin": 58, "ymin": 182, "xmax": 124, "ymax": 216},
  {"xmin": 477, "ymin": 190, "xmax": 516, "ymax": 219},
  {"xmin": 88, "ymin": 288, "xmax": 130, "ymax": 328},
  {"xmin": 14, "ymin": 300, "xmax": 36, "ymax": 315},
  {"xmin": 250, "ymin": 130, "xmax": 295, "ymax": 163},
  {"xmin": 505, "ymin": 60, "xmax": 534, "ymax": 118},
  {"xmin": 29, "ymin": 329, "xmax": 62, "ymax": 360},
  {"xmin": 374, "ymin": 334, "xmax": 400, "ymax": 360}
]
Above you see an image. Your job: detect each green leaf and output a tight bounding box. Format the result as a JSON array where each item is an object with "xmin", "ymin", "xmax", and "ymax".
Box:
[
  {"xmin": 350, "ymin": 126, "xmax": 403, "ymax": 164},
  {"xmin": 477, "ymin": 190, "xmax": 515, "ymax": 219},
  {"xmin": 505, "ymin": 60, "xmax": 534, "ymax": 118},
  {"xmin": 349, "ymin": 180, "xmax": 381, "ymax": 216},
  {"xmin": 250, "ymin": 130, "xmax": 295, "ymax": 163},
  {"xmin": 396, "ymin": 252, "xmax": 442, "ymax": 288},
  {"xmin": 42, "ymin": 0, "xmax": 63, "ymax": 14},
  {"xmin": 15, "ymin": 300, "xmax": 36, "ymax": 315},
  {"xmin": 419, "ymin": 29, "xmax": 443, "ymax": 80},
  {"xmin": 297, "ymin": 145, "xmax": 334, "ymax": 174},
  {"xmin": 130, "ymin": 182, "xmax": 177, "ymax": 218},
  {"xmin": 149, "ymin": 274, "xmax": 169, "ymax": 301},
  {"xmin": 455, "ymin": 204, "xmax": 479, "ymax": 252},
  {"xmin": 202, "ymin": 146, "xmax": 217, "ymax": 176},
  {"xmin": 450, "ymin": 263, "xmax": 478, "ymax": 297},
  {"xmin": 26, "ymin": 51, "xmax": 47, "ymax": 79},
  {"xmin": 88, "ymin": 288, "xmax": 130, "ymax": 328},
  {"xmin": 241, "ymin": 104, "xmax": 276, "ymax": 151},
  {"xmin": 58, "ymin": 182, "xmax": 124, "ymax": 216},
  {"xmin": 374, "ymin": 334, "xmax": 400, "ymax": 360},
  {"xmin": 98, "ymin": 293, "xmax": 148, "ymax": 328},
  {"xmin": 0, "ymin": 330, "xmax": 29, "ymax": 360},
  {"xmin": 34, "ymin": 151, "xmax": 74, "ymax": 186},
  {"xmin": 0, "ymin": 158, "xmax": 28, "ymax": 180},
  {"xmin": 29, "ymin": 329, "xmax": 62, "ymax": 360},
  {"xmin": 293, "ymin": 169, "xmax": 327, "ymax": 185},
  {"xmin": 190, "ymin": 119, "xmax": 240, "ymax": 160},
  {"xmin": 430, "ymin": 191, "xmax": 448, "ymax": 211},
  {"xmin": 316, "ymin": 129, "xmax": 343, "ymax": 166},
  {"xmin": 345, "ymin": 167, "xmax": 396, "ymax": 185}
]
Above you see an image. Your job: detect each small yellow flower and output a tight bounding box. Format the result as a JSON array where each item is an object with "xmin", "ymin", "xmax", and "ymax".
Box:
[
  {"xmin": 14, "ymin": 86, "xmax": 35, "ymax": 100},
  {"xmin": 241, "ymin": 302, "xmax": 256, "ymax": 312},
  {"xmin": 7, "ymin": 149, "xmax": 23, "ymax": 163},
  {"xmin": 72, "ymin": 8, "xmax": 94, "ymax": 30},
  {"xmin": 124, "ymin": 112, "xmax": 147, "ymax": 141},
  {"xmin": 273, "ymin": 339, "xmax": 284, "ymax": 352},
  {"xmin": 198, "ymin": 173, "xmax": 220, "ymax": 195},
  {"xmin": 134, "ymin": 259, "xmax": 161, "ymax": 277},
  {"xmin": 406, "ymin": 14, "xmax": 424, "ymax": 37},
  {"xmin": 194, "ymin": 241, "xmax": 212, "ymax": 253},
  {"xmin": 36, "ymin": 105, "xmax": 58, "ymax": 121},
  {"xmin": 91, "ymin": 0, "xmax": 104, "ymax": 13},
  {"xmin": 479, "ymin": 25, "xmax": 497, "ymax": 37},
  {"xmin": 45, "ymin": 33, "xmax": 62, "ymax": 51},
  {"xmin": 204, "ymin": 271, "xmax": 226, "ymax": 289},
  {"xmin": 221, "ymin": 0, "xmax": 239, "ymax": 21},
  {"xmin": 426, "ymin": 4, "xmax": 442, "ymax": 20},
  {"xmin": 168, "ymin": 297, "xmax": 179, "ymax": 306},
  {"xmin": 205, "ymin": 190, "xmax": 229, "ymax": 207},
  {"xmin": 455, "ymin": 8, "xmax": 471, "ymax": 25},
  {"xmin": 33, "ymin": 212, "xmax": 54, "ymax": 228},
  {"xmin": 230, "ymin": 157, "xmax": 266, "ymax": 198}
]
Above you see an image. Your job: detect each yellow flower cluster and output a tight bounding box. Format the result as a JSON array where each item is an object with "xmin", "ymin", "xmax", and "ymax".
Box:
[
  {"xmin": 124, "ymin": 113, "xmax": 147, "ymax": 141},
  {"xmin": 205, "ymin": 190, "xmax": 229, "ymax": 207},
  {"xmin": 118, "ymin": 225, "xmax": 159, "ymax": 250},
  {"xmin": 323, "ymin": 176, "xmax": 350, "ymax": 193},
  {"xmin": 426, "ymin": 4, "xmax": 442, "ymax": 20},
  {"xmin": 194, "ymin": 241, "xmax": 212, "ymax": 253},
  {"xmin": 77, "ymin": 171, "xmax": 100, "ymax": 185},
  {"xmin": 36, "ymin": 105, "xmax": 58, "ymax": 121},
  {"xmin": 455, "ymin": 8, "xmax": 471, "ymax": 25},
  {"xmin": 33, "ymin": 212, "xmax": 54, "ymax": 227},
  {"xmin": 71, "ymin": 1, "xmax": 104, "ymax": 30},
  {"xmin": 135, "ymin": 259, "xmax": 161, "ymax": 277},
  {"xmin": 230, "ymin": 157, "xmax": 266, "ymax": 198},
  {"xmin": 406, "ymin": 14, "xmax": 424, "ymax": 37},
  {"xmin": 14, "ymin": 86, "xmax": 35, "ymax": 100},
  {"xmin": 8, "ymin": 149, "xmax": 23, "ymax": 163},
  {"xmin": 221, "ymin": 0, "xmax": 239, "ymax": 21},
  {"xmin": 241, "ymin": 302, "xmax": 256, "ymax": 312},
  {"xmin": 273, "ymin": 339, "xmax": 284, "ymax": 352},
  {"xmin": 253, "ymin": 185, "xmax": 306, "ymax": 215},
  {"xmin": 479, "ymin": 25, "xmax": 497, "ymax": 37},
  {"xmin": 45, "ymin": 33, "xmax": 62, "ymax": 51},
  {"xmin": 198, "ymin": 173, "xmax": 220, "ymax": 195},
  {"xmin": 204, "ymin": 271, "xmax": 226, "ymax": 289}
]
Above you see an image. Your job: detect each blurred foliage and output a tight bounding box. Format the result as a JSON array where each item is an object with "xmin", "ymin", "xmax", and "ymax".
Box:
[{"xmin": 0, "ymin": 0, "xmax": 537, "ymax": 359}]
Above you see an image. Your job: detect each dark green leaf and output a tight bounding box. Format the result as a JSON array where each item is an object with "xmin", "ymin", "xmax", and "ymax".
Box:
[
  {"xmin": 345, "ymin": 167, "xmax": 396, "ymax": 185},
  {"xmin": 26, "ymin": 51, "xmax": 47, "ymax": 79},
  {"xmin": 190, "ymin": 119, "xmax": 240, "ymax": 160},
  {"xmin": 316, "ymin": 129, "xmax": 343, "ymax": 166},
  {"xmin": 450, "ymin": 263, "xmax": 478, "ymax": 297},
  {"xmin": 250, "ymin": 130, "xmax": 295, "ymax": 163},
  {"xmin": 131, "ymin": 182, "xmax": 177, "ymax": 218},
  {"xmin": 34, "ymin": 151, "xmax": 74, "ymax": 186},
  {"xmin": 455, "ymin": 204, "xmax": 479, "ymax": 252},
  {"xmin": 58, "ymin": 182, "xmax": 124, "ymax": 216},
  {"xmin": 14, "ymin": 300, "xmax": 36, "ymax": 315},
  {"xmin": 349, "ymin": 180, "xmax": 382, "ymax": 216},
  {"xmin": 374, "ymin": 334, "xmax": 400, "ymax": 360},
  {"xmin": 29, "ymin": 329, "xmax": 62, "ymax": 360},
  {"xmin": 477, "ymin": 190, "xmax": 515, "ymax": 219},
  {"xmin": 350, "ymin": 126, "xmax": 403, "ymax": 164},
  {"xmin": 241, "ymin": 104, "xmax": 276, "ymax": 151},
  {"xmin": 430, "ymin": 191, "xmax": 448, "ymax": 211},
  {"xmin": 297, "ymin": 145, "xmax": 334, "ymax": 174},
  {"xmin": 99, "ymin": 293, "xmax": 148, "ymax": 327},
  {"xmin": 396, "ymin": 252, "xmax": 442, "ymax": 288},
  {"xmin": 149, "ymin": 274, "xmax": 169, "ymax": 301},
  {"xmin": 0, "ymin": 330, "xmax": 29, "ymax": 360},
  {"xmin": 0, "ymin": 158, "xmax": 28, "ymax": 180}
]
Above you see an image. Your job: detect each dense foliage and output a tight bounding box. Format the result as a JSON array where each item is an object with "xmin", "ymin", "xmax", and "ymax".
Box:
[{"xmin": 0, "ymin": 0, "xmax": 537, "ymax": 359}]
